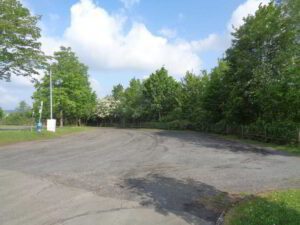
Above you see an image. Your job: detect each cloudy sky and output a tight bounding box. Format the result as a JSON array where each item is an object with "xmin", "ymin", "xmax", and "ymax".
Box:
[{"xmin": 0, "ymin": 0, "xmax": 269, "ymax": 110}]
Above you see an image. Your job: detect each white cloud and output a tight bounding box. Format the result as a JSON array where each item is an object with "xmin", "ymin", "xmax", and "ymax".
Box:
[
  {"xmin": 89, "ymin": 77, "xmax": 101, "ymax": 97},
  {"xmin": 120, "ymin": 0, "xmax": 140, "ymax": 9},
  {"xmin": 228, "ymin": 0, "xmax": 270, "ymax": 32},
  {"xmin": 44, "ymin": 0, "xmax": 205, "ymax": 76},
  {"xmin": 159, "ymin": 28, "xmax": 177, "ymax": 39},
  {"xmin": 38, "ymin": 0, "xmax": 271, "ymax": 77},
  {"xmin": 191, "ymin": 34, "xmax": 228, "ymax": 52},
  {"xmin": 0, "ymin": 76, "xmax": 35, "ymax": 109},
  {"xmin": 2, "ymin": 0, "xmax": 270, "ymax": 109},
  {"xmin": 43, "ymin": 0, "xmax": 251, "ymax": 77},
  {"xmin": 0, "ymin": 86, "xmax": 19, "ymax": 109},
  {"xmin": 12, "ymin": 75, "xmax": 33, "ymax": 88},
  {"xmin": 40, "ymin": 36, "xmax": 66, "ymax": 55}
]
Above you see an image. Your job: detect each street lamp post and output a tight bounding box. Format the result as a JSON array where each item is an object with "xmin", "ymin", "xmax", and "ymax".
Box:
[
  {"xmin": 49, "ymin": 68, "xmax": 53, "ymax": 120},
  {"xmin": 55, "ymin": 79, "xmax": 63, "ymax": 127},
  {"xmin": 47, "ymin": 67, "xmax": 56, "ymax": 132}
]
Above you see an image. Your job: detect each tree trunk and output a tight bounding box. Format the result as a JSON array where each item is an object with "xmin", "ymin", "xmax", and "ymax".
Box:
[
  {"xmin": 78, "ymin": 118, "xmax": 81, "ymax": 127},
  {"xmin": 60, "ymin": 110, "xmax": 63, "ymax": 127}
]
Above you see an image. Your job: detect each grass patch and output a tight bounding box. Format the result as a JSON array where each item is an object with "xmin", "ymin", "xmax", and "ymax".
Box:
[
  {"xmin": 219, "ymin": 134, "xmax": 300, "ymax": 155},
  {"xmin": 224, "ymin": 189, "xmax": 300, "ymax": 225},
  {"xmin": 0, "ymin": 126, "xmax": 92, "ymax": 146}
]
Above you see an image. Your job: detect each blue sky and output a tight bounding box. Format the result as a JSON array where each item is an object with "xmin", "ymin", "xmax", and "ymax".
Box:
[{"xmin": 0, "ymin": 0, "xmax": 269, "ymax": 109}]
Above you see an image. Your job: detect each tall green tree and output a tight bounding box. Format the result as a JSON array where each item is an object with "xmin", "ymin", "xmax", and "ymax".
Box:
[
  {"xmin": 123, "ymin": 78, "xmax": 144, "ymax": 121},
  {"xmin": 15, "ymin": 100, "xmax": 31, "ymax": 116},
  {"xmin": 33, "ymin": 47, "xmax": 96, "ymax": 126},
  {"xmin": 143, "ymin": 67, "xmax": 180, "ymax": 121},
  {"xmin": 0, "ymin": 0, "xmax": 46, "ymax": 81},
  {"xmin": 180, "ymin": 71, "xmax": 208, "ymax": 123},
  {"xmin": 0, "ymin": 107, "xmax": 4, "ymax": 120},
  {"xmin": 111, "ymin": 84, "xmax": 126, "ymax": 121},
  {"xmin": 225, "ymin": 1, "xmax": 299, "ymax": 124},
  {"xmin": 112, "ymin": 84, "xmax": 124, "ymax": 100},
  {"xmin": 280, "ymin": 0, "xmax": 300, "ymax": 123},
  {"xmin": 202, "ymin": 61, "xmax": 229, "ymax": 123},
  {"xmin": 16, "ymin": 100, "xmax": 30, "ymax": 112}
]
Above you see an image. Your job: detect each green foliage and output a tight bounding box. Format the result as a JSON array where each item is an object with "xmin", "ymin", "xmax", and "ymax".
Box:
[
  {"xmin": 2, "ymin": 101, "xmax": 32, "ymax": 125},
  {"xmin": 180, "ymin": 71, "xmax": 208, "ymax": 123},
  {"xmin": 139, "ymin": 120, "xmax": 190, "ymax": 130},
  {"xmin": 15, "ymin": 100, "xmax": 31, "ymax": 115},
  {"xmin": 94, "ymin": 1, "xmax": 299, "ymax": 146},
  {"xmin": 0, "ymin": 107, "xmax": 4, "ymax": 120},
  {"xmin": 224, "ymin": 2, "xmax": 299, "ymax": 124},
  {"xmin": 225, "ymin": 189, "xmax": 300, "ymax": 225},
  {"xmin": 219, "ymin": 134, "xmax": 300, "ymax": 155},
  {"xmin": 166, "ymin": 120, "xmax": 191, "ymax": 130},
  {"xmin": 122, "ymin": 78, "xmax": 144, "ymax": 120},
  {"xmin": 32, "ymin": 47, "xmax": 96, "ymax": 125},
  {"xmin": 2, "ymin": 113, "xmax": 32, "ymax": 125},
  {"xmin": 112, "ymin": 84, "xmax": 124, "ymax": 100},
  {"xmin": 244, "ymin": 120, "xmax": 299, "ymax": 144},
  {"xmin": 0, "ymin": 0, "xmax": 47, "ymax": 81},
  {"xmin": 202, "ymin": 61, "xmax": 228, "ymax": 123},
  {"xmin": 143, "ymin": 67, "xmax": 180, "ymax": 121}
]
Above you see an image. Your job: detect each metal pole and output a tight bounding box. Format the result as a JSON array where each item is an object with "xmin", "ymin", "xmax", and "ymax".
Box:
[
  {"xmin": 39, "ymin": 101, "xmax": 43, "ymax": 124},
  {"xmin": 31, "ymin": 111, "xmax": 35, "ymax": 132},
  {"xmin": 49, "ymin": 68, "xmax": 53, "ymax": 119}
]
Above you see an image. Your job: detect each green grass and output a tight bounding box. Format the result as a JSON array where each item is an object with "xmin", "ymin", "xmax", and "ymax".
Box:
[
  {"xmin": 224, "ymin": 189, "xmax": 300, "ymax": 225},
  {"xmin": 219, "ymin": 134, "xmax": 300, "ymax": 155},
  {"xmin": 0, "ymin": 126, "xmax": 92, "ymax": 146}
]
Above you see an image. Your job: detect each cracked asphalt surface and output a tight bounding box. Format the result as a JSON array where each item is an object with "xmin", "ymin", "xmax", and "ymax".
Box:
[{"xmin": 0, "ymin": 128, "xmax": 299, "ymax": 225}]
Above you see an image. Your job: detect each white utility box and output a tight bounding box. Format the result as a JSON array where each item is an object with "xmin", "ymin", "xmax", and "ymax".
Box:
[{"xmin": 47, "ymin": 119, "xmax": 56, "ymax": 132}]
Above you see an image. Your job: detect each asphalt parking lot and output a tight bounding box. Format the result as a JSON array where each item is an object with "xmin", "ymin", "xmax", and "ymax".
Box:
[{"xmin": 0, "ymin": 128, "xmax": 299, "ymax": 225}]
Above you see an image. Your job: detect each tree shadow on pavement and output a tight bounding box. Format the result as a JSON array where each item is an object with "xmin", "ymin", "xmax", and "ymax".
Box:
[
  {"xmin": 155, "ymin": 130, "xmax": 291, "ymax": 156},
  {"xmin": 124, "ymin": 174, "xmax": 239, "ymax": 225}
]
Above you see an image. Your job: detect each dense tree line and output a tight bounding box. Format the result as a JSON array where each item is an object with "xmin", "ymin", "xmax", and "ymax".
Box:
[
  {"xmin": 1, "ymin": 0, "xmax": 299, "ymax": 142},
  {"xmin": 95, "ymin": 1, "xmax": 299, "ymax": 143}
]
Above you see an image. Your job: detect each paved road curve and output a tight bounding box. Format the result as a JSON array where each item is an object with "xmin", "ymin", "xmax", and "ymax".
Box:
[{"xmin": 0, "ymin": 128, "xmax": 299, "ymax": 225}]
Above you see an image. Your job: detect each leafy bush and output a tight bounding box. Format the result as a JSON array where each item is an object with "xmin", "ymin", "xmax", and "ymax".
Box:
[
  {"xmin": 192, "ymin": 120, "xmax": 299, "ymax": 145},
  {"xmin": 243, "ymin": 121, "xmax": 299, "ymax": 144},
  {"xmin": 139, "ymin": 120, "xmax": 191, "ymax": 130},
  {"xmin": 1, "ymin": 113, "xmax": 33, "ymax": 125},
  {"xmin": 167, "ymin": 120, "xmax": 190, "ymax": 130},
  {"xmin": 265, "ymin": 122, "xmax": 299, "ymax": 144}
]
